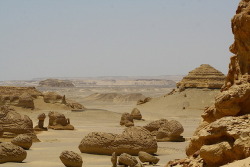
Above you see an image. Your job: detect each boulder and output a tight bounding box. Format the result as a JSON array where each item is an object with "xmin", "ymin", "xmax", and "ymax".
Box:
[
  {"xmin": 131, "ymin": 108, "xmax": 142, "ymax": 120},
  {"xmin": 0, "ymin": 142, "xmax": 27, "ymax": 163},
  {"xmin": 48, "ymin": 111, "xmax": 74, "ymax": 130},
  {"xmin": 16, "ymin": 93, "xmax": 34, "ymax": 109},
  {"xmin": 120, "ymin": 113, "xmax": 134, "ymax": 126},
  {"xmin": 78, "ymin": 127, "xmax": 157, "ymax": 155},
  {"xmin": 143, "ymin": 119, "xmax": 168, "ymax": 134},
  {"xmin": 59, "ymin": 150, "xmax": 83, "ymax": 167},
  {"xmin": 111, "ymin": 152, "xmax": 117, "ymax": 167},
  {"xmin": 118, "ymin": 153, "xmax": 138, "ymax": 167},
  {"xmin": 138, "ymin": 151, "xmax": 159, "ymax": 164},
  {"xmin": 0, "ymin": 106, "xmax": 38, "ymax": 141},
  {"xmin": 11, "ymin": 134, "xmax": 32, "ymax": 150}
]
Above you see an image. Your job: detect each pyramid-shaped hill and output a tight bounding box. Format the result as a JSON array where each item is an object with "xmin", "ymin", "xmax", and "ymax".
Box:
[{"xmin": 177, "ymin": 64, "xmax": 226, "ymax": 89}]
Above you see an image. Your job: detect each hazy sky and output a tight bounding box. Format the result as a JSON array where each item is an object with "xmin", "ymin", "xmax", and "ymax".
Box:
[{"xmin": 0, "ymin": 0, "xmax": 239, "ymax": 81}]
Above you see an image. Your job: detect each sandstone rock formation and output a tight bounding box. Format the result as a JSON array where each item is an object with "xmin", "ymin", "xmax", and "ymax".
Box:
[
  {"xmin": 34, "ymin": 113, "xmax": 48, "ymax": 131},
  {"xmin": 39, "ymin": 79, "xmax": 75, "ymax": 87},
  {"xmin": 0, "ymin": 86, "xmax": 42, "ymax": 109},
  {"xmin": 130, "ymin": 108, "xmax": 142, "ymax": 120},
  {"xmin": 137, "ymin": 97, "xmax": 152, "ymax": 105},
  {"xmin": 43, "ymin": 92, "xmax": 64, "ymax": 104},
  {"xmin": 177, "ymin": 64, "xmax": 225, "ymax": 90},
  {"xmin": 118, "ymin": 153, "xmax": 138, "ymax": 167},
  {"xmin": 0, "ymin": 142, "xmax": 27, "ymax": 163},
  {"xmin": 156, "ymin": 120, "xmax": 184, "ymax": 142},
  {"xmin": 143, "ymin": 119, "xmax": 168, "ymax": 135},
  {"xmin": 59, "ymin": 150, "xmax": 83, "ymax": 167},
  {"xmin": 11, "ymin": 134, "xmax": 33, "ymax": 150},
  {"xmin": 78, "ymin": 126, "xmax": 157, "ymax": 155},
  {"xmin": 138, "ymin": 151, "xmax": 159, "ymax": 165},
  {"xmin": 120, "ymin": 112, "xmax": 134, "ymax": 127},
  {"xmin": 48, "ymin": 111, "xmax": 74, "ymax": 130},
  {"xmin": 0, "ymin": 106, "xmax": 38, "ymax": 141},
  {"xmin": 111, "ymin": 152, "xmax": 117, "ymax": 167},
  {"xmin": 166, "ymin": 1, "xmax": 250, "ymax": 166}
]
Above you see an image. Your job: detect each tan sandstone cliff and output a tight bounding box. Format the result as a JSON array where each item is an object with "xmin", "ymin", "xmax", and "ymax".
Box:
[{"xmin": 166, "ymin": 1, "xmax": 250, "ymax": 166}]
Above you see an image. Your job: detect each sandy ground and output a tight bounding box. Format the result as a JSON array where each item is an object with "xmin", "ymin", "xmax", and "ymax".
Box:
[{"xmin": 2, "ymin": 87, "xmax": 220, "ymax": 167}]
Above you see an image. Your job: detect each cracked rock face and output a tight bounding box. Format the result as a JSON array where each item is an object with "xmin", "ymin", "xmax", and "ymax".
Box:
[
  {"xmin": 166, "ymin": 1, "xmax": 250, "ymax": 166},
  {"xmin": 0, "ymin": 143, "xmax": 27, "ymax": 164},
  {"xmin": 78, "ymin": 126, "xmax": 157, "ymax": 155},
  {"xmin": 59, "ymin": 150, "xmax": 83, "ymax": 167}
]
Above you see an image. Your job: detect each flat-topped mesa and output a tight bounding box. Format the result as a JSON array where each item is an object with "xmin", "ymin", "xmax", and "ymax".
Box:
[
  {"xmin": 39, "ymin": 79, "xmax": 75, "ymax": 87},
  {"xmin": 177, "ymin": 64, "xmax": 225, "ymax": 90}
]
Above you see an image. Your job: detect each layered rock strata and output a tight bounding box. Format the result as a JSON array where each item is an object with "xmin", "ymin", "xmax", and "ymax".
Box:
[
  {"xmin": 177, "ymin": 64, "xmax": 225, "ymax": 90},
  {"xmin": 39, "ymin": 79, "xmax": 75, "ymax": 87}
]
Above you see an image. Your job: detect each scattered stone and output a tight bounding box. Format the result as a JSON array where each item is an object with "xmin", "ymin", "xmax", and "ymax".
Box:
[
  {"xmin": 138, "ymin": 151, "xmax": 159, "ymax": 164},
  {"xmin": 11, "ymin": 134, "xmax": 32, "ymax": 150},
  {"xmin": 48, "ymin": 111, "xmax": 74, "ymax": 130},
  {"xmin": 59, "ymin": 150, "xmax": 83, "ymax": 167},
  {"xmin": 0, "ymin": 142, "xmax": 27, "ymax": 163},
  {"xmin": 130, "ymin": 108, "xmax": 142, "ymax": 120},
  {"xmin": 78, "ymin": 127, "xmax": 157, "ymax": 155},
  {"xmin": 118, "ymin": 153, "xmax": 138, "ymax": 167}
]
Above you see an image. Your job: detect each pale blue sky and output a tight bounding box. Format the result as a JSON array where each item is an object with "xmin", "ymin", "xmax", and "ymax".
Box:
[{"xmin": 0, "ymin": 0, "xmax": 239, "ymax": 81}]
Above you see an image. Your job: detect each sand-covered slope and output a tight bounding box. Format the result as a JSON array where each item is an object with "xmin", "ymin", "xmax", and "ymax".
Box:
[{"xmin": 137, "ymin": 89, "xmax": 220, "ymax": 119}]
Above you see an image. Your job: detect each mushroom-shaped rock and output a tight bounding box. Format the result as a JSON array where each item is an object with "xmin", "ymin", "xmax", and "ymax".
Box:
[
  {"xmin": 138, "ymin": 151, "xmax": 159, "ymax": 164},
  {"xmin": 118, "ymin": 153, "xmax": 138, "ymax": 167},
  {"xmin": 11, "ymin": 134, "xmax": 32, "ymax": 150},
  {"xmin": 48, "ymin": 111, "xmax": 74, "ymax": 130},
  {"xmin": 156, "ymin": 120, "xmax": 184, "ymax": 142},
  {"xmin": 34, "ymin": 113, "xmax": 47, "ymax": 131},
  {"xmin": 59, "ymin": 150, "xmax": 83, "ymax": 167},
  {"xmin": 78, "ymin": 127, "xmax": 157, "ymax": 155},
  {"xmin": 131, "ymin": 108, "xmax": 142, "ymax": 120},
  {"xmin": 0, "ymin": 143, "xmax": 27, "ymax": 163},
  {"xmin": 120, "ymin": 113, "xmax": 134, "ymax": 126},
  {"xmin": 111, "ymin": 152, "xmax": 117, "ymax": 167}
]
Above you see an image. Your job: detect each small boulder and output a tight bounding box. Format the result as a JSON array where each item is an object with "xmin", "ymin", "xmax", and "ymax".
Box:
[
  {"xmin": 120, "ymin": 113, "xmax": 134, "ymax": 126},
  {"xmin": 0, "ymin": 142, "xmax": 27, "ymax": 163},
  {"xmin": 59, "ymin": 150, "xmax": 83, "ymax": 167},
  {"xmin": 138, "ymin": 151, "xmax": 159, "ymax": 164},
  {"xmin": 131, "ymin": 108, "xmax": 142, "ymax": 120},
  {"xmin": 111, "ymin": 152, "xmax": 117, "ymax": 167},
  {"xmin": 118, "ymin": 153, "xmax": 138, "ymax": 167},
  {"xmin": 143, "ymin": 119, "xmax": 168, "ymax": 134},
  {"xmin": 11, "ymin": 134, "xmax": 32, "ymax": 150}
]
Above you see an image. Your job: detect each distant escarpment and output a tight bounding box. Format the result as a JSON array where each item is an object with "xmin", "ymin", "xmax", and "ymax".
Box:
[
  {"xmin": 166, "ymin": 1, "xmax": 250, "ymax": 166},
  {"xmin": 39, "ymin": 79, "xmax": 74, "ymax": 87},
  {"xmin": 177, "ymin": 64, "xmax": 225, "ymax": 90},
  {"xmin": 0, "ymin": 86, "xmax": 84, "ymax": 110}
]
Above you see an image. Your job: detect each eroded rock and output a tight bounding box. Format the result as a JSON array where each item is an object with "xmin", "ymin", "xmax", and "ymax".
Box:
[
  {"xmin": 59, "ymin": 150, "xmax": 83, "ymax": 167},
  {"xmin": 48, "ymin": 111, "xmax": 74, "ymax": 130},
  {"xmin": 118, "ymin": 153, "xmax": 138, "ymax": 167},
  {"xmin": 11, "ymin": 134, "xmax": 32, "ymax": 150},
  {"xmin": 131, "ymin": 108, "xmax": 142, "ymax": 120},
  {"xmin": 138, "ymin": 151, "xmax": 159, "ymax": 164},
  {"xmin": 0, "ymin": 142, "xmax": 27, "ymax": 163}
]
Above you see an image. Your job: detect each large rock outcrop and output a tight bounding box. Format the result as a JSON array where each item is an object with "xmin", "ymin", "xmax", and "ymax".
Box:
[
  {"xmin": 39, "ymin": 79, "xmax": 75, "ymax": 87},
  {"xmin": 0, "ymin": 142, "xmax": 27, "ymax": 163},
  {"xmin": 0, "ymin": 106, "xmax": 38, "ymax": 140},
  {"xmin": 48, "ymin": 111, "xmax": 74, "ymax": 130},
  {"xmin": 177, "ymin": 64, "xmax": 225, "ymax": 90},
  {"xmin": 166, "ymin": 1, "xmax": 250, "ymax": 166},
  {"xmin": 78, "ymin": 126, "xmax": 157, "ymax": 155}
]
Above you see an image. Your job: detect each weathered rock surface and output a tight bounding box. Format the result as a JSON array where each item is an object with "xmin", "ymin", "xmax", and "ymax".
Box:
[
  {"xmin": 0, "ymin": 106, "xmax": 38, "ymax": 141},
  {"xmin": 120, "ymin": 113, "xmax": 134, "ymax": 126},
  {"xmin": 11, "ymin": 134, "xmax": 33, "ymax": 150},
  {"xmin": 177, "ymin": 64, "xmax": 225, "ymax": 90},
  {"xmin": 39, "ymin": 79, "xmax": 75, "ymax": 87},
  {"xmin": 143, "ymin": 119, "xmax": 168, "ymax": 135},
  {"xmin": 0, "ymin": 86, "xmax": 42, "ymax": 109},
  {"xmin": 111, "ymin": 152, "xmax": 117, "ymax": 167},
  {"xmin": 48, "ymin": 111, "xmax": 74, "ymax": 130},
  {"xmin": 166, "ymin": 1, "xmax": 250, "ymax": 166},
  {"xmin": 118, "ymin": 153, "xmax": 138, "ymax": 167},
  {"xmin": 59, "ymin": 150, "xmax": 83, "ymax": 167},
  {"xmin": 131, "ymin": 108, "xmax": 142, "ymax": 120},
  {"xmin": 138, "ymin": 151, "xmax": 159, "ymax": 164},
  {"xmin": 34, "ymin": 113, "xmax": 47, "ymax": 131},
  {"xmin": 156, "ymin": 120, "xmax": 184, "ymax": 142},
  {"xmin": 78, "ymin": 127, "xmax": 157, "ymax": 155},
  {"xmin": 0, "ymin": 142, "xmax": 27, "ymax": 163}
]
